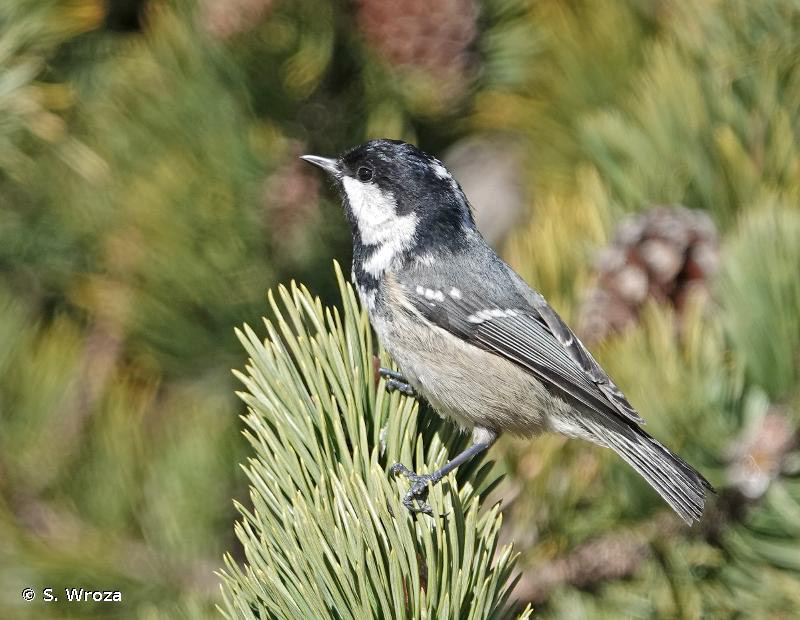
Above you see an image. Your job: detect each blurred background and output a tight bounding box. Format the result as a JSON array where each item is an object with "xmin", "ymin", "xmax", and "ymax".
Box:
[{"xmin": 2, "ymin": 0, "xmax": 800, "ymax": 617}]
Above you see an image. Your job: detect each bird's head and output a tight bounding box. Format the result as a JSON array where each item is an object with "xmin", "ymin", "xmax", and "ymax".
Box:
[{"xmin": 301, "ymin": 140, "xmax": 475, "ymax": 265}]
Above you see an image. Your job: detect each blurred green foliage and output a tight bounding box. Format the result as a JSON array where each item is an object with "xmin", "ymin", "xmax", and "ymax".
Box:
[{"xmin": 2, "ymin": 0, "xmax": 800, "ymax": 618}]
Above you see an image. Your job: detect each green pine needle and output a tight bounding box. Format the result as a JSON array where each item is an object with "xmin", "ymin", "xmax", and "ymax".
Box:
[{"xmin": 218, "ymin": 262, "xmax": 532, "ymax": 619}]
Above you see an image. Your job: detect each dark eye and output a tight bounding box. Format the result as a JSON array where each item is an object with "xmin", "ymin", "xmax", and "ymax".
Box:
[{"xmin": 357, "ymin": 166, "xmax": 373, "ymax": 182}]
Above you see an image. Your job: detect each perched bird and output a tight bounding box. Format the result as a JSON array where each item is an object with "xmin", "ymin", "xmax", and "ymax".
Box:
[{"xmin": 301, "ymin": 139, "xmax": 713, "ymax": 524}]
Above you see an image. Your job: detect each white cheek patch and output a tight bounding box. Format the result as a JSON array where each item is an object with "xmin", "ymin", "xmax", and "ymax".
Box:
[
  {"xmin": 342, "ymin": 176, "xmax": 398, "ymax": 245},
  {"xmin": 343, "ymin": 176, "xmax": 418, "ymax": 278}
]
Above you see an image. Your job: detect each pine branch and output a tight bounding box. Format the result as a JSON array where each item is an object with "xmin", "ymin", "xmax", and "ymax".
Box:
[{"xmin": 218, "ymin": 262, "xmax": 531, "ymax": 619}]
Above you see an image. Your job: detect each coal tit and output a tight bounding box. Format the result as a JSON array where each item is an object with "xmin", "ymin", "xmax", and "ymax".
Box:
[{"xmin": 302, "ymin": 139, "xmax": 712, "ymax": 523}]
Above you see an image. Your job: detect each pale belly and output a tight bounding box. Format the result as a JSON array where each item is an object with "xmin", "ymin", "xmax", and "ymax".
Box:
[{"xmin": 371, "ymin": 306, "xmax": 575, "ymax": 438}]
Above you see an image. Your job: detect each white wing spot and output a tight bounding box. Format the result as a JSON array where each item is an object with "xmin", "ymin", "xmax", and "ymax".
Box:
[
  {"xmin": 468, "ymin": 308, "xmax": 513, "ymax": 323},
  {"xmin": 449, "ymin": 287, "xmax": 462, "ymax": 300},
  {"xmin": 416, "ymin": 285, "xmax": 425, "ymax": 295}
]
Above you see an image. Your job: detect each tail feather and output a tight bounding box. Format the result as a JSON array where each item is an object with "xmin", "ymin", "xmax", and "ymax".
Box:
[{"xmin": 582, "ymin": 416, "xmax": 713, "ymax": 525}]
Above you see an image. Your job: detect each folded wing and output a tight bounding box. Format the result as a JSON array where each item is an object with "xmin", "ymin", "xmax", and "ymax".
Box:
[{"xmin": 398, "ymin": 274, "xmax": 644, "ymax": 427}]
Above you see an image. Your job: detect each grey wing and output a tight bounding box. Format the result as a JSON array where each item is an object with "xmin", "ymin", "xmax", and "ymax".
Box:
[
  {"xmin": 394, "ymin": 256, "xmax": 714, "ymax": 525},
  {"xmin": 507, "ymin": 274, "xmax": 645, "ymax": 424},
  {"xmin": 396, "ymin": 263, "xmax": 645, "ymax": 426}
]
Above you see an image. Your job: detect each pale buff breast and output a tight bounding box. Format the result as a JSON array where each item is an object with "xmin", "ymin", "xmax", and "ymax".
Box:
[{"xmin": 366, "ymin": 278, "xmax": 578, "ymax": 438}]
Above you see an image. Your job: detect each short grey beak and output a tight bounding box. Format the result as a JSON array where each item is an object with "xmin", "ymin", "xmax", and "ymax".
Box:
[{"xmin": 300, "ymin": 154, "xmax": 341, "ymax": 178}]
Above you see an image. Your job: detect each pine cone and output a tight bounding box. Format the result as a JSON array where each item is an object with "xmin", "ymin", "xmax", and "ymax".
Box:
[
  {"xmin": 356, "ymin": 0, "xmax": 478, "ymax": 107},
  {"xmin": 578, "ymin": 205, "xmax": 719, "ymax": 343},
  {"xmin": 202, "ymin": 0, "xmax": 276, "ymax": 39},
  {"xmin": 726, "ymin": 408, "xmax": 796, "ymax": 500},
  {"xmin": 261, "ymin": 142, "xmax": 320, "ymax": 248}
]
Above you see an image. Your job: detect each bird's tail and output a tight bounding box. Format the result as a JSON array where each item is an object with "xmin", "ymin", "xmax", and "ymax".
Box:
[{"xmin": 582, "ymin": 416, "xmax": 714, "ymax": 525}]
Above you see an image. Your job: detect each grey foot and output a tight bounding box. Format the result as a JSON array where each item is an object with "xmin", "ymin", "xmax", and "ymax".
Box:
[
  {"xmin": 390, "ymin": 463, "xmax": 435, "ymax": 516},
  {"xmin": 379, "ymin": 367, "xmax": 416, "ymax": 397},
  {"xmin": 386, "ymin": 379, "xmax": 416, "ymax": 396}
]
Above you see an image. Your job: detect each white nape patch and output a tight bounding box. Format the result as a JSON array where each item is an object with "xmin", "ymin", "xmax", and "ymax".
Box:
[
  {"xmin": 431, "ymin": 160, "xmax": 451, "ymax": 180},
  {"xmin": 467, "ymin": 308, "xmax": 516, "ymax": 324},
  {"xmin": 449, "ymin": 287, "xmax": 462, "ymax": 300},
  {"xmin": 431, "ymin": 158, "xmax": 462, "ymax": 198},
  {"xmin": 342, "ymin": 176, "xmax": 419, "ymax": 278}
]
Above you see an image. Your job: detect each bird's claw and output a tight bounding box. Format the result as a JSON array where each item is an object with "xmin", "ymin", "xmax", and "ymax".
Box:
[
  {"xmin": 390, "ymin": 462, "xmax": 435, "ymax": 516},
  {"xmin": 385, "ymin": 379, "xmax": 416, "ymax": 396},
  {"xmin": 379, "ymin": 367, "xmax": 416, "ymax": 397},
  {"xmin": 379, "ymin": 367, "xmax": 404, "ymax": 380}
]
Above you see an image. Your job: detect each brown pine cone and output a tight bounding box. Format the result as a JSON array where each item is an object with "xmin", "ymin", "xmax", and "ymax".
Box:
[
  {"xmin": 261, "ymin": 142, "xmax": 320, "ymax": 249},
  {"xmin": 203, "ymin": 0, "xmax": 277, "ymax": 39},
  {"xmin": 356, "ymin": 0, "xmax": 478, "ymax": 107},
  {"xmin": 578, "ymin": 205, "xmax": 719, "ymax": 343},
  {"xmin": 726, "ymin": 408, "xmax": 797, "ymax": 500}
]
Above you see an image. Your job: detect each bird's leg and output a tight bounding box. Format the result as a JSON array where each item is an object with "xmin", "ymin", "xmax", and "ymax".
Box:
[
  {"xmin": 379, "ymin": 367, "xmax": 416, "ymax": 397},
  {"xmin": 391, "ymin": 428, "xmax": 498, "ymax": 516}
]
